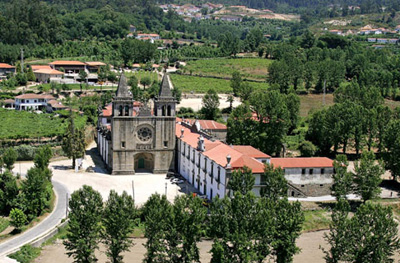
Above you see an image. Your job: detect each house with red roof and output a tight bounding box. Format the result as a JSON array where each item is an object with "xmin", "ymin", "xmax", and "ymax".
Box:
[
  {"xmin": 271, "ymin": 157, "xmax": 334, "ymax": 197},
  {"xmin": 0, "ymin": 63, "xmax": 16, "ymax": 79},
  {"xmin": 15, "ymin": 93, "xmax": 55, "ymax": 111}
]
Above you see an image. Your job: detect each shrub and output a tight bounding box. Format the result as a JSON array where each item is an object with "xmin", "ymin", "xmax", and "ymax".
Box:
[
  {"xmin": 9, "ymin": 245, "xmax": 41, "ymax": 263},
  {"xmin": 9, "ymin": 208, "xmax": 27, "ymax": 230},
  {"xmin": 298, "ymin": 140, "xmax": 317, "ymax": 157}
]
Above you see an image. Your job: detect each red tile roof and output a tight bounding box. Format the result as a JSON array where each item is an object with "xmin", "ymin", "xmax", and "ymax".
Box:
[
  {"xmin": 15, "ymin": 94, "xmax": 55, "ymax": 100},
  {"xmin": 49, "ymin": 61, "xmax": 86, "ymax": 66},
  {"xmin": 102, "ymin": 103, "xmax": 112, "ymax": 117},
  {"xmin": 85, "ymin": 62, "xmax": 106, "ymax": 66},
  {"xmin": 270, "ymin": 157, "xmax": 334, "ymax": 168},
  {"xmin": 34, "ymin": 69, "xmax": 64, "ymax": 75},
  {"xmin": 232, "ymin": 146, "xmax": 270, "ymax": 159},
  {"xmin": 176, "ymin": 122, "xmax": 265, "ymax": 173},
  {"xmin": 0, "ymin": 63, "xmax": 15, "ymax": 69},
  {"xmin": 30, "ymin": 65, "xmax": 52, "ymax": 71},
  {"xmin": 185, "ymin": 119, "xmax": 227, "ymax": 130}
]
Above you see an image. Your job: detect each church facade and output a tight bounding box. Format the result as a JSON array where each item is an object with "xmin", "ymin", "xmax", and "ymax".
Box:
[{"xmin": 97, "ymin": 73, "xmax": 176, "ymax": 175}]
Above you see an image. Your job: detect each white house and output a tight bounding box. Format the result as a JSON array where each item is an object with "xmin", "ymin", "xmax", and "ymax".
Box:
[
  {"xmin": 270, "ymin": 157, "xmax": 334, "ymax": 197},
  {"xmin": 15, "ymin": 94, "xmax": 55, "ymax": 111}
]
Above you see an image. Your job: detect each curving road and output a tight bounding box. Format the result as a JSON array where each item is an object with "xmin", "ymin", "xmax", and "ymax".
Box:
[{"xmin": 0, "ymin": 180, "xmax": 69, "ymax": 258}]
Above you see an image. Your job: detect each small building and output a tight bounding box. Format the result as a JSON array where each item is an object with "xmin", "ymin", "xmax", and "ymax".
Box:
[
  {"xmin": 49, "ymin": 61, "xmax": 86, "ymax": 74},
  {"xmin": 2, "ymin": 99, "xmax": 15, "ymax": 109},
  {"xmin": 46, "ymin": 99, "xmax": 68, "ymax": 112},
  {"xmin": 136, "ymin": 33, "xmax": 160, "ymax": 43},
  {"xmin": 367, "ymin": 38, "xmax": 377, "ymax": 42},
  {"xmin": 377, "ymin": 38, "xmax": 388, "ymax": 44},
  {"xmin": 0, "ymin": 63, "xmax": 16, "ymax": 79},
  {"xmin": 329, "ymin": 29, "xmax": 343, "ymax": 35},
  {"xmin": 33, "ymin": 68, "xmax": 64, "ymax": 83},
  {"xmin": 15, "ymin": 94, "xmax": 55, "ymax": 111},
  {"xmin": 270, "ymin": 157, "xmax": 334, "ymax": 197},
  {"xmin": 129, "ymin": 25, "xmax": 136, "ymax": 33},
  {"xmin": 85, "ymin": 62, "xmax": 106, "ymax": 74},
  {"xmin": 218, "ymin": 16, "xmax": 243, "ymax": 22}
]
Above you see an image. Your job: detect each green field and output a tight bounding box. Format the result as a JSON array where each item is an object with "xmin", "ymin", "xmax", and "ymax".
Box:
[
  {"xmin": 302, "ymin": 209, "xmax": 331, "ymax": 232},
  {"xmin": 0, "ymin": 109, "xmax": 86, "ymax": 140},
  {"xmin": 170, "ymin": 74, "xmax": 269, "ymax": 93},
  {"xmin": 125, "ymin": 71, "xmax": 160, "ymax": 84},
  {"xmin": 182, "ymin": 58, "xmax": 273, "ymax": 80}
]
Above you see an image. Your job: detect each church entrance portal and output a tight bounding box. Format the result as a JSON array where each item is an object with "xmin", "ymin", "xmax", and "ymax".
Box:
[{"xmin": 134, "ymin": 153, "xmax": 154, "ymax": 173}]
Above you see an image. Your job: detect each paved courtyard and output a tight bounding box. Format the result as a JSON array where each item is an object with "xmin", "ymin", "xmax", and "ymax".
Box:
[{"xmin": 13, "ymin": 142, "xmax": 185, "ymax": 205}]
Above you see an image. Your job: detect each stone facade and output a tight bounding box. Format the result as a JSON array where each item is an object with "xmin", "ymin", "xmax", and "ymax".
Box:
[{"xmin": 98, "ymin": 73, "xmax": 176, "ymax": 175}]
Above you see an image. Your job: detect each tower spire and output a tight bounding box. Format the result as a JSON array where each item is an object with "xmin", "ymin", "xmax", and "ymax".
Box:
[
  {"xmin": 116, "ymin": 73, "xmax": 131, "ymax": 98},
  {"xmin": 159, "ymin": 73, "xmax": 173, "ymax": 98}
]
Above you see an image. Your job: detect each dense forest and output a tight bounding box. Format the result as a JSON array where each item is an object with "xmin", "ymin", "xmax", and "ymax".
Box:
[{"xmin": 159, "ymin": 0, "xmax": 400, "ymax": 13}]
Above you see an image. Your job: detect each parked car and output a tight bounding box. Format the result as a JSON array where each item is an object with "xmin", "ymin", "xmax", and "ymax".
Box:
[{"xmin": 171, "ymin": 178, "xmax": 185, "ymax": 184}]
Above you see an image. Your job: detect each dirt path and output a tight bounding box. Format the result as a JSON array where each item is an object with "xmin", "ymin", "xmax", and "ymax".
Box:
[{"xmin": 34, "ymin": 229, "xmax": 400, "ymax": 263}]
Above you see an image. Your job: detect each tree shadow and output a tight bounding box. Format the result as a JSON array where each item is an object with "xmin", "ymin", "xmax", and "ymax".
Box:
[{"xmin": 316, "ymin": 200, "xmax": 362, "ymax": 213}]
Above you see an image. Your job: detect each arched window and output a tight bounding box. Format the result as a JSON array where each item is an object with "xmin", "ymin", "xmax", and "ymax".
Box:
[
  {"xmin": 167, "ymin": 105, "xmax": 172, "ymax": 116},
  {"xmin": 119, "ymin": 105, "xmax": 123, "ymax": 116},
  {"xmin": 162, "ymin": 105, "xmax": 166, "ymax": 116},
  {"xmin": 124, "ymin": 105, "xmax": 129, "ymax": 116}
]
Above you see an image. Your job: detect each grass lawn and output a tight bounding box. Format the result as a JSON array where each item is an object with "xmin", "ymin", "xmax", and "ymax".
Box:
[
  {"xmin": 0, "ymin": 217, "xmax": 9, "ymax": 233},
  {"xmin": 183, "ymin": 58, "xmax": 272, "ymax": 80},
  {"xmin": 170, "ymin": 74, "xmax": 269, "ymax": 93},
  {"xmin": 302, "ymin": 209, "xmax": 331, "ymax": 232},
  {"xmin": 299, "ymin": 94, "xmax": 334, "ymax": 117}
]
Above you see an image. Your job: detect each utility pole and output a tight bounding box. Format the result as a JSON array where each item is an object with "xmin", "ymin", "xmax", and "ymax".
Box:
[{"xmin": 20, "ymin": 48, "xmax": 24, "ymax": 73}]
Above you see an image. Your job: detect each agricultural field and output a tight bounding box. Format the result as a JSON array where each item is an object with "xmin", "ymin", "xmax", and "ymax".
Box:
[
  {"xmin": 125, "ymin": 71, "xmax": 160, "ymax": 84},
  {"xmin": 182, "ymin": 58, "xmax": 272, "ymax": 80},
  {"xmin": 0, "ymin": 109, "xmax": 86, "ymax": 140},
  {"xmin": 170, "ymin": 74, "xmax": 269, "ymax": 93}
]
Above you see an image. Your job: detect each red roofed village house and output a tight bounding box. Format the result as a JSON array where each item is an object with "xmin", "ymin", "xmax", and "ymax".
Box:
[
  {"xmin": 97, "ymin": 74, "xmax": 335, "ymax": 199},
  {"xmin": 0, "ymin": 63, "xmax": 16, "ymax": 79}
]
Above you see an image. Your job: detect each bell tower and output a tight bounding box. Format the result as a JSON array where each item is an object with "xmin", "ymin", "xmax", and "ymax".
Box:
[
  {"xmin": 154, "ymin": 73, "xmax": 176, "ymax": 117},
  {"xmin": 112, "ymin": 73, "xmax": 133, "ymax": 117},
  {"xmin": 152, "ymin": 73, "xmax": 177, "ymax": 173}
]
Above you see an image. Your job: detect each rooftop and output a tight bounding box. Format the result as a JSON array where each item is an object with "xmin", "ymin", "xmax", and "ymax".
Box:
[
  {"xmin": 183, "ymin": 118, "xmax": 227, "ymax": 130},
  {"xmin": 0, "ymin": 63, "xmax": 15, "ymax": 69},
  {"xmin": 15, "ymin": 94, "xmax": 55, "ymax": 100},
  {"xmin": 85, "ymin": 61, "xmax": 106, "ymax": 66},
  {"xmin": 34, "ymin": 69, "xmax": 64, "ymax": 75},
  {"xmin": 30, "ymin": 65, "xmax": 52, "ymax": 71},
  {"xmin": 270, "ymin": 157, "xmax": 334, "ymax": 169},
  {"xmin": 176, "ymin": 122, "xmax": 265, "ymax": 173},
  {"xmin": 49, "ymin": 61, "xmax": 86, "ymax": 66}
]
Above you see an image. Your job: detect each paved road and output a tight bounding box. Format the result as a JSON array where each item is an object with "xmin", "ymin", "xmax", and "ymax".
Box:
[{"xmin": 0, "ymin": 180, "xmax": 69, "ymax": 258}]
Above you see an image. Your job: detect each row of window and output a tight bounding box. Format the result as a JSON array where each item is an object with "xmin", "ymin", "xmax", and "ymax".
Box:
[
  {"xmin": 181, "ymin": 142, "xmax": 221, "ymax": 181},
  {"xmin": 301, "ymin": 168, "xmax": 325, "ymax": 175},
  {"xmin": 17, "ymin": 99, "xmax": 46, "ymax": 103}
]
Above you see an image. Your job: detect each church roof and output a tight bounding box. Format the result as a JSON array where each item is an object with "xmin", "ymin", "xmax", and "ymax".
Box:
[
  {"xmin": 159, "ymin": 73, "xmax": 173, "ymax": 97},
  {"xmin": 115, "ymin": 73, "xmax": 131, "ymax": 98}
]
